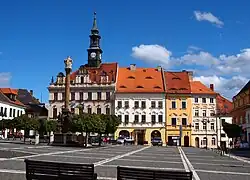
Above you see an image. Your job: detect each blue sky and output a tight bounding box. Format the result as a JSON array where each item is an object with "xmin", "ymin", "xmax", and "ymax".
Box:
[{"xmin": 0, "ymin": 0, "xmax": 250, "ymax": 102}]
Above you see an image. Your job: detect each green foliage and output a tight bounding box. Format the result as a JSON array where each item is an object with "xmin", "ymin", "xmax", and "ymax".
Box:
[
  {"xmin": 47, "ymin": 120, "xmax": 57, "ymax": 133},
  {"xmin": 222, "ymin": 122, "xmax": 242, "ymax": 138},
  {"xmin": 13, "ymin": 115, "xmax": 40, "ymax": 131}
]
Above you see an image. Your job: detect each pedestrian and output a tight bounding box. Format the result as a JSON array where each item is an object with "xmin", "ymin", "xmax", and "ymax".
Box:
[{"xmin": 123, "ymin": 139, "xmax": 126, "ymax": 146}]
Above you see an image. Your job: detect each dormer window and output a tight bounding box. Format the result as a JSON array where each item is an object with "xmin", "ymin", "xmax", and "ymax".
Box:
[
  {"xmin": 169, "ymin": 88, "xmax": 177, "ymax": 90},
  {"xmin": 179, "ymin": 88, "xmax": 187, "ymax": 90},
  {"xmin": 128, "ymin": 76, "xmax": 135, "ymax": 79},
  {"xmin": 120, "ymin": 85, "xmax": 127, "ymax": 88},
  {"xmin": 172, "ymin": 77, "xmax": 181, "ymax": 80},
  {"xmin": 136, "ymin": 86, "xmax": 144, "ymax": 88},
  {"xmin": 154, "ymin": 86, "xmax": 161, "ymax": 89},
  {"xmin": 145, "ymin": 76, "xmax": 153, "ymax": 79}
]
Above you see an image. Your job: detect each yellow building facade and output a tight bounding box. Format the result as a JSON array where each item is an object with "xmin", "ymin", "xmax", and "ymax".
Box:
[{"xmin": 166, "ymin": 95, "xmax": 192, "ymax": 146}]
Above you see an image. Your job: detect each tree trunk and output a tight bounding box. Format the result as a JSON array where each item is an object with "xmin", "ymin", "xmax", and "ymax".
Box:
[
  {"xmin": 85, "ymin": 133, "xmax": 88, "ymax": 147},
  {"xmin": 98, "ymin": 132, "xmax": 102, "ymax": 146}
]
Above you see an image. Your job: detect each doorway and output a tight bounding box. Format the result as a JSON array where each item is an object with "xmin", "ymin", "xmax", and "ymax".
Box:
[
  {"xmin": 184, "ymin": 136, "xmax": 189, "ymax": 147},
  {"xmin": 195, "ymin": 137, "xmax": 199, "ymax": 148}
]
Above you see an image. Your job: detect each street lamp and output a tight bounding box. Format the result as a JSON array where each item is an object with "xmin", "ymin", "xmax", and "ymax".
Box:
[{"xmin": 202, "ymin": 118, "xmax": 210, "ymax": 149}]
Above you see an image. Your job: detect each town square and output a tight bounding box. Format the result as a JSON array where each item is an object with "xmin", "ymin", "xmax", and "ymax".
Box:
[{"xmin": 0, "ymin": 1, "xmax": 250, "ymax": 179}]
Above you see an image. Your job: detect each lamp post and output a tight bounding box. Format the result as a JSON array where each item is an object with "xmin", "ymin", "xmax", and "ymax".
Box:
[{"xmin": 202, "ymin": 118, "xmax": 210, "ymax": 149}]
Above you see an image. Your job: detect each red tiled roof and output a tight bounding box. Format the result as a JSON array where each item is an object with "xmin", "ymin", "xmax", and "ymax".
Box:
[
  {"xmin": 70, "ymin": 63, "xmax": 118, "ymax": 84},
  {"xmin": 165, "ymin": 72, "xmax": 191, "ymax": 94},
  {"xmin": 0, "ymin": 88, "xmax": 25, "ymax": 107},
  {"xmin": 116, "ymin": 67, "xmax": 164, "ymax": 93},
  {"xmin": 217, "ymin": 94, "xmax": 233, "ymax": 114},
  {"xmin": 190, "ymin": 81, "xmax": 217, "ymax": 95}
]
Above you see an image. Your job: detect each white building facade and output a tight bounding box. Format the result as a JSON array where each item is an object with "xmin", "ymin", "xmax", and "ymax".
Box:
[
  {"xmin": 0, "ymin": 101, "xmax": 25, "ymax": 120},
  {"xmin": 191, "ymin": 94, "xmax": 217, "ymax": 148},
  {"xmin": 217, "ymin": 116, "xmax": 233, "ymax": 148},
  {"xmin": 115, "ymin": 93, "xmax": 166, "ymax": 145}
]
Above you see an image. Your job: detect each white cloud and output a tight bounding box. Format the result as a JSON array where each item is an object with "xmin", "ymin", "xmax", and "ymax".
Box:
[
  {"xmin": 187, "ymin": 46, "xmax": 202, "ymax": 54},
  {"xmin": 131, "ymin": 44, "xmax": 250, "ymax": 99},
  {"xmin": 194, "ymin": 11, "xmax": 224, "ymax": 28},
  {"xmin": 0, "ymin": 72, "xmax": 11, "ymax": 87},
  {"xmin": 131, "ymin": 44, "xmax": 171, "ymax": 67},
  {"xmin": 193, "ymin": 75, "xmax": 248, "ymax": 99}
]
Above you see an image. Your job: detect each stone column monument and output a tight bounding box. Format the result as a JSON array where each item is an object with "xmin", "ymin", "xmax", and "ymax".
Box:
[{"xmin": 62, "ymin": 56, "xmax": 73, "ymax": 144}]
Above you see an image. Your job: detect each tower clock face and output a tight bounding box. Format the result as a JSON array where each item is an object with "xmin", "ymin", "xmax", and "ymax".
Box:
[{"xmin": 90, "ymin": 52, "xmax": 96, "ymax": 58}]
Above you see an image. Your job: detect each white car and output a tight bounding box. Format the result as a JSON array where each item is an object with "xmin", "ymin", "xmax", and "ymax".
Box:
[{"xmin": 116, "ymin": 137, "xmax": 125, "ymax": 144}]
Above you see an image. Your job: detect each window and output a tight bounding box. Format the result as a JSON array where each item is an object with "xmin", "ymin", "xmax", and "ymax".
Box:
[
  {"xmin": 151, "ymin": 115, "xmax": 156, "ymax": 124},
  {"xmin": 211, "ymin": 123, "xmax": 214, "ymax": 130},
  {"xmin": 211, "ymin": 138, "xmax": 216, "ymax": 145},
  {"xmin": 9, "ymin": 108, "xmax": 12, "ymax": 117},
  {"xmin": 71, "ymin": 92, "xmax": 75, "ymax": 100},
  {"xmin": 182, "ymin": 101, "xmax": 186, "ymax": 109},
  {"xmin": 0, "ymin": 107, "xmax": 3, "ymax": 114},
  {"xmin": 158, "ymin": 101, "xmax": 163, "ymax": 108},
  {"xmin": 194, "ymin": 98, "xmax": 198, "ymax": 103},
  {"xmin": 97, "ymin": 108, "xmax": 101, "ymax": 114},
  {"xmin": 71, "ymin": 108, "xmax": 75, "ymax": 113},
  {"xmin": 118, "ymin": 115, "xmax": 122, "ymax": 121},
  {"xmin": 106, "ymin": 92, "xmax": 110, "ymax": 100},
  {"xmin": 87, "ymin": 92, "xmax": 92, "ymax": 100},
  {"xmin": 53, "ymin": 108, "xmax": 57, "ymax": 119},
  {"xmin": 151, "ymin": 101, "xmax": 156, "ymax": 108},
  {"xmin": 79, "ymin": 92, "xmax": 84, "ymax": 101},
  {"xmin": 4, "ymin": 108, "xmax": 7, "ymax": 116},
  {"xmin": 203, "ymin": 123, "xmax": 207, "ymax": 130},
  {"xmin": 62, "ymin": 92, "xmax": 65, "ymax": 101},
  {"xmin": 17, "ymin": 110, "xmax": 20, "ymax": 117},
  {"xmin": 202, "ymin": 110, "xmax": 206, "ymax": 117},
  {"xmin": 141, "ymin": 101, "xmax": 146, "ymax": 109},
  {"xmin": 210, "ymin": 98, "xmax": 214, "ymax": 103},
  {"xmin": 182, "ymin": 118, "xmax": 187, "ymax": 125},
  {"xmin": 195, "ymin": 123, "xmax": 199, "ymax": 130},
  {"xmin": 13, "ymin": 109, "xmax": 15, "ymax": 117},
  {"xmin": 158, "ymin": 115, "xmax": 163, "ymax": 123},
  {"xmin": 221, "ymin": 133, "xmax": 226, "ymax": 137},
  {"xmin": 134, "ymin": 115, "xmax": 139, "ymax": 123},
  {"xmin": 172, "ymin": 101, "xmax": 176, "ymax": 109},
  {"xmin": 88, "ymin": 108, "xmax": 92, "ymax": 114},
  {"xmin": 80, "ymin": 76, "xmax": 84, "ymax": 83},
  {"xmin": 54, "ymin": 93, "xmax": 58, "ymax": 101},
  {"xmin": 202, "ymin": 98, "xmax": 206, "ymax": 103},
  {"xmin": 210, "ymin": 110, "xmax": 215, "ymax": 117},
  {"xmin": 106, "ymin": 108, "xmax": 110, "ymax": 115},
  {"xmin": 221, "ymin": 119, "xmax": 226, "ymax": 124},
  {"xmin": 125, "ymin": 115, "xmax": 129, "ymax": 124},
  {"xmin": 202, "ymin": 138, "xmax": 207, "ymax": 146},
  {"xmin": 125, "ymin": 101, "xmax": 129, "ymax": 108},
  {"xmin": 171, "ymin": 118, "xmax": 177, "ymax": 126},
  {"xmin": 118, "ymin": 101, "xmax": 122, "ymax": 108},
  {"xmin": 142, "ymin": 115, "xmax": 146, "ymax": 123},
  {"xmin": 134, "ymin": 101, "xmax": 139, "ymax": 108},
  {"xmin": 97, "ymin": 92, "xmax": 102, "ymax": 100},
  {"xmin": 195, "ymin": 110, "xmax": 199, "ymax": 117}
]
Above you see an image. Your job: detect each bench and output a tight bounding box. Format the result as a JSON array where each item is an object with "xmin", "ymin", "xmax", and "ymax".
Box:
[
  {"xmin": 25, "ymin": 159, "xmax": 97, "ymax": 180},
  {"xmin": 117, "ymin": 166, "xmax": 193, "ymax": 180}
]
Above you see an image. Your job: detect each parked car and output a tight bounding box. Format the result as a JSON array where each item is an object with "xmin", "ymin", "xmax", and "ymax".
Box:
[
  {"xmin": 151, "ymin": 137, "xmax": 163, "ymax": 146},
  {"xmin": 117, "ymin": 137, "xmax": 125, "ymax": 144},
  {"xmin": 124, "ymin": 137, "xmax": 135, "ymax": 145}
]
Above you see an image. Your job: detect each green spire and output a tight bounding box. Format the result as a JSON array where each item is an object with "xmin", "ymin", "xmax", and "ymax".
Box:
[{"xmin": 92, "ymin": 12, "xmax": 98, "ymax": 30}]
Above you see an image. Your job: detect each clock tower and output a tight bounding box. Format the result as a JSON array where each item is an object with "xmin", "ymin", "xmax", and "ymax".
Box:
[{"xmin": 87, "ymin": 12, "xmax": 103, "ymax": 67}]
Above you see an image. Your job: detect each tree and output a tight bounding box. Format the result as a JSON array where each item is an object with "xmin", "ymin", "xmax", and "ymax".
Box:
[
  {"xmin": 104, "ymin": 115, "xmax": 121, "ymax": 136},
  {"xmin": 13, "ymin": 115, "xmax": 40, "ymax": 142},
  {"xmin": 222, "ymin": 122, "xmax": 242, "ymax": 138}
]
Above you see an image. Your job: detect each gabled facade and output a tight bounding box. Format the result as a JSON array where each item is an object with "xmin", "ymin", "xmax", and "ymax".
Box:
[
  {"xmin": 47, "ymin": 13, "xmax": 118, "ymax": 119},
  {"xmin": 190, "ymin": 82, "xmax": 217, "ymax": 148},
  {"xmin": 231, "ymin": 80, "xmax": 250, "ymax": 143},
  {"xmin": 165, "ymin": 71, "xmax": 192, "ymax": 146},
  {"xmin": 115, "ymin": 64, "xmax": 166, "ymax": 145},
  {"xmin": 0, "ymin": 88, "xmax": 26, "ymax": 120}
]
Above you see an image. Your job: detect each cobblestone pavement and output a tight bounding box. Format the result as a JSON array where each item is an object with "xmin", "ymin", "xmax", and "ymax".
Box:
[{"xmin": 0, "ymin": 143, "xmax": 249, "ymax": 180}]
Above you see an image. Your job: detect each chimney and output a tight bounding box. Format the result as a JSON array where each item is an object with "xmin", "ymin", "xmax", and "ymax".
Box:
[
  {"xmin": 30, "ymin": 90, "xmax": 33, "ymax": 96},
  {"xmin": 210, "ymin": 84, "xmax": 214, "ymax": 91},
  {"xmin": 157, "ymin": 66, "xmax": 162, "ymax": 72},
  {"xmin": 130, "ymin": 64, "xmax": 136, "ymax": 71},
  {"xmin": 186, "ymin": 71, "xmax": 193, "ymax": 82}
]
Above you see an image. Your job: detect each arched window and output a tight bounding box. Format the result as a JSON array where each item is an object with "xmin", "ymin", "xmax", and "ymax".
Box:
[{"xmin": 211, "ymin": 137, "xmax": 216, "ymax": 146}]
